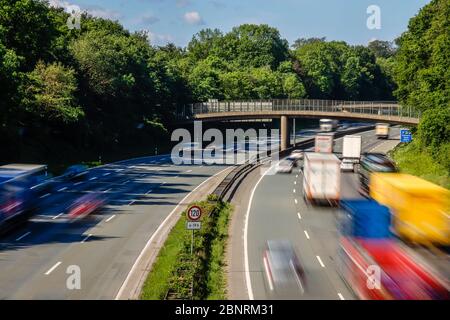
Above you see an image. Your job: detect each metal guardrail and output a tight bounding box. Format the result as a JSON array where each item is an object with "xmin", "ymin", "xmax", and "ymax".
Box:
[{"xmin": 177, "ymin": 99, "xmax": 420, "ymax": 121}]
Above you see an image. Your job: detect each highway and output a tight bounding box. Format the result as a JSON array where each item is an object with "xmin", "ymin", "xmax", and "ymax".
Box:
[
  {"xmin": 0, "ymin": 124, "xmax": 399, "ymax": 299},
  {"xmin": 241, "ymin": 128, "xmax": 401, "ymax": 300},
  {"xmin": 0, "ymin": 155, "xmax": 230, "ymax": 299}
]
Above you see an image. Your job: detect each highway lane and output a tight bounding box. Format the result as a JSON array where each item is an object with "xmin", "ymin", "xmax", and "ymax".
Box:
[
  {"xmin": 0, "ymin": 155, "xmax": 230, "ymax": 299},
  {"xmin": 245, "ymin": 128, "xmax": 401, "ymax": 300}
]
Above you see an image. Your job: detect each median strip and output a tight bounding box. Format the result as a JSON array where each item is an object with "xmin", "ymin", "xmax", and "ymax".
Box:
[{"xmin": 140, "ymin": 196, "xmax": 232, "ymax": 300}]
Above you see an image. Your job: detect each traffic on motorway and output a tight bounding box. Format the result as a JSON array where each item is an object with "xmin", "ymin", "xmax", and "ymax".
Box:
[
  {"xmin": 1, "ymin": 121, "xmax": 448, "ymax": 300},
  {"xmin": 244, "ymin": 122, "xmax": 449, "ymax": 300}
]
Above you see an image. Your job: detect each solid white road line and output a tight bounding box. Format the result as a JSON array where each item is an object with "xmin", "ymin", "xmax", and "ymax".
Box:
[
  {"xmin": 16, "ymin": 232, "xmax": 31, "ymax": 241},
  {"xmin": 81, "ymin": 234, "xmax": 92, "ymax": 243},
  {"xmin": 297, "ymin": 212, "xmax": 302, "ymax": 220},
  {"xmin": 304, "ymin": 230, "xmax": 310, "ymax": 239},
  {"xmin": 115, "ymin": 166, "xmax": 232, "ymax": 300},
  {"xmin": 244, "ymin": 164, "xmax": 275, "ymax": 301},
  {"xmin": 316, "ymin": 255, "xmax": 325, "ymax": 268},
  {"xmin": 105, "ymin": 215, "xmax": 116, "ymax": 223},
  {"xmin": 52, "ymin": 213, "xmax": 63, "ymax": 220},
  {"xmin": 45, "ymin": 261, "xmax": 62, "ymax": 275},
  {"xmin": 57, "ymin": 187, "xmax": 68, "ymax": 192},
  {"xmin": 338, "ymin": 293, "xmax": 345, "ymax": 300}
]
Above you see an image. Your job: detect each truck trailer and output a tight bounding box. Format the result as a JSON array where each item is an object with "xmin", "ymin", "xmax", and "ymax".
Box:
[
  {"xmin": 303, "ymin": 153, "xmax": 340, "ymax": 205},
  {"xmin": 340, "ymin": 135, "xmax": 362, "ymax": 172},
  {"xmin": 315, "ymin": 133, "xmax": 334, "ymax": 153},
  {"xmin": 370, "ymin": 173, "xmax": 450, "ymax": 246}
]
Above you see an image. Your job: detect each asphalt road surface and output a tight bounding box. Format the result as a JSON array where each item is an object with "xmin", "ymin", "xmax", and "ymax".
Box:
[
  {"xmin": 0, "ymin": 155, "xmax": 229, "ymax": 299},
  {"xmin": 245, "ymin": 128, "xmax": 400, "ymax": 300}
]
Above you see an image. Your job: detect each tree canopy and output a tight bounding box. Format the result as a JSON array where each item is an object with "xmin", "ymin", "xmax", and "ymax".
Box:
[{"xmin": 0, "ymin": 0, "xmax": 446, "ymax": 166}]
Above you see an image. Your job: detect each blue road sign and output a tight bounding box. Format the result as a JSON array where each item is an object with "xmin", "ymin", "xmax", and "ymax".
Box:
[{"xmin": 400, "ymin": 129, "xmax": 412, "ymax": 143}]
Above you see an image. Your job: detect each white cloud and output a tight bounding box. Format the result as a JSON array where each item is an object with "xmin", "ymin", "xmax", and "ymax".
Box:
[
  {"xmin": 183, "ymin": 11, "xmax": 204, "ymax": 25},
  {"xmin": 48, "ymin": 0, "xmax": 122, "ymax": 21}
]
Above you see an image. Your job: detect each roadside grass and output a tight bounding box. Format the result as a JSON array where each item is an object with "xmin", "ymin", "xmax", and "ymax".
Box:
[
  {"xmin": 140, "ymin": 197, "xmax": 232, "ymax": 300},
  {"xmin": 390, "ymin": 141, "xmax": 450, "ymax": 189},
  {"xmin": 140, "ymin": 215, "xmax": 186, "ymax": 300}
]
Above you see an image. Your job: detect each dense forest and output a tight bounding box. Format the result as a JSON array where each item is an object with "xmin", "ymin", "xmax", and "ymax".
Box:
[{"xmin": 0, "ymin": 0, "xmax": 448, "ymax": 174}]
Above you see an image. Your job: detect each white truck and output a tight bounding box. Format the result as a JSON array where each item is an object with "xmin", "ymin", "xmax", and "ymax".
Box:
[
  {"xmin": 303, "ymin": 153, "xmax": 340, "ymax": 205},
  {"xmin": 375, "ymin": 123, "xmax": 390, "ymax": 139},
  {"xmin": 315, "ymin": 133, "xmax": 334, "ymax": 153},
  {"xmin": 340, "ymin": 135, "xmax": 362, "ymax": 172},
  {"xmin": 320, "ymin": 119, "xmax": 339, "ymax": 132}
]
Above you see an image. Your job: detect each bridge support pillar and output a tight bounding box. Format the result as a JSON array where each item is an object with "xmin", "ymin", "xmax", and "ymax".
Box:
[{"xmin": 280, "ymin": 115, "xmax": 290, "ymax": 151}]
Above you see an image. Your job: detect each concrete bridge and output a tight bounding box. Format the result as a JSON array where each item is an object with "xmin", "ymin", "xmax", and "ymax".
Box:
[{"xmin": 176, "ymin": 99, "xmax": 420, "ymax": 150}]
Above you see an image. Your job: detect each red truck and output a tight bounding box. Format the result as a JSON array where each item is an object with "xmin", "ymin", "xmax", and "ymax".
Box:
[{"xmin": 339, "ymin": 200, "xmax": 448, "ymax": 300}]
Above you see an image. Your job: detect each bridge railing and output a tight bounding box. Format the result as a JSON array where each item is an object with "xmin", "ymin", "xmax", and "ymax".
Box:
[{"xmin": 177, "ymin": 99, "xmax": 421, "ymax": 121}]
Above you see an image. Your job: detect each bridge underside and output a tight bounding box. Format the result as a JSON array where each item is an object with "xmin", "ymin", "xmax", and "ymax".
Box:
[
  {"xmin": 179, "ymin": 111, "xmax": 417, "ymax": 152},
  {"xmin": 189, "ymin": 111, "xmax": 419, "ymax": 125}
]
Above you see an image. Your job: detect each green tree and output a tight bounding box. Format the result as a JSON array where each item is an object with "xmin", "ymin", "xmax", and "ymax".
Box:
[
  {"xmin": 187, "ymin": 28, "xmax": 223, "ymax": 62},
  {"xmin": 0, "ymin": 0, "xmax": 63, "ymax": 70},
  {"xmin": 291, "ymin": 37, "xmax": 326, "ymax": 50},
  {"xmin": 221, "ymin": 24, "xmax": 289, "ymax": 69},
  {"xmin": 22, "ymin": 61, "xmax": 83, "ymax": 123},
  {"xmin": 367, "ymin": 40, "xmax": 396, "ymax": 58},
  {"xmin": 282, "ymin": 73, "xmax": 306, "ymax": 99},
  {"xmin": 394, "ymin": 0, "xmax": 450, "ymax": 112},
  {"xmin": 187, "ymin": 56, "xmax": 224, "ymax": 101}
]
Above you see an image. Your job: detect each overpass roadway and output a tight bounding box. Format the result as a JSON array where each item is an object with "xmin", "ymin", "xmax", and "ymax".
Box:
[
  {"xmin": 0, "ymin": 156, "xmax": 231, "ymax": 299},
  {"xmin": 227, "ymin": 128, "xmax": 401, "ymax": 300}
]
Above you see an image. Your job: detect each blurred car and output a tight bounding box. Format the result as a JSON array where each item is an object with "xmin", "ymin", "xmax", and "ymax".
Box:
[
  {"xmin": 288, "ymin": 150, "xmax": 304, "ymax": 167},
  {"xmin": 276, "ymin": 159, "xmax": 294, "ymax": 173},
  {"xmin": 358, "ymin": 153, "xmax": 397, "ymax": 194},
  {"xmin": 263, "ymin": 240, "xmax": 306, "ymax": 296},
  {"xmin": 63, "ymin": 165, "xmax": 89, "ymax": 181},
  {"xmin": 290, "ymin": 149, "xmax": 304, "ymax": 160},
  {"xmin": 68, "ymin": 193, "xmax": 106, "ymax": 220}
]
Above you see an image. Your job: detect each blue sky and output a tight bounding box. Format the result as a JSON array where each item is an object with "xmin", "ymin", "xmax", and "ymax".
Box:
[{"xmin": 50, "ymin": 0, "xmax": 431, "ymax": 46}]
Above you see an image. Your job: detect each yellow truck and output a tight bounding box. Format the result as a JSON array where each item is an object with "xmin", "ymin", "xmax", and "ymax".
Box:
[
  {"xmin": 370, "ymin": 173, "xmax": 450, "ymax": 246},
  {"xmin": 375, "ymin": 123, "xmax": 390, "ymax": 139}
]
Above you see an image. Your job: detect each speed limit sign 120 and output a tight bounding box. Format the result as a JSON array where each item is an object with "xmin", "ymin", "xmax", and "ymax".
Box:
[{"xmin": 187, "ymin": 205, "xmax": 202, "ymax": 221}]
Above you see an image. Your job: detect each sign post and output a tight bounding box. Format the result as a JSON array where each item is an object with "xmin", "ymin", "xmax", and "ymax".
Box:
[
  {"xmin": 186, "ymin": 205, "xmax": 202, "ymax": 255},
  {"xmin": 400, "ymin": 129, "xmax": 412, "ymax": 143}
]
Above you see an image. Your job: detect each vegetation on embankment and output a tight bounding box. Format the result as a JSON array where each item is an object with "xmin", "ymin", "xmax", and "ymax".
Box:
[
  {"xmin": 140, "ymin": 195, "xmax": 232, "ymax": 300},
  {"xmin": 391, "ymin": 141, "xmax": 450, "ymax": 189}
]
